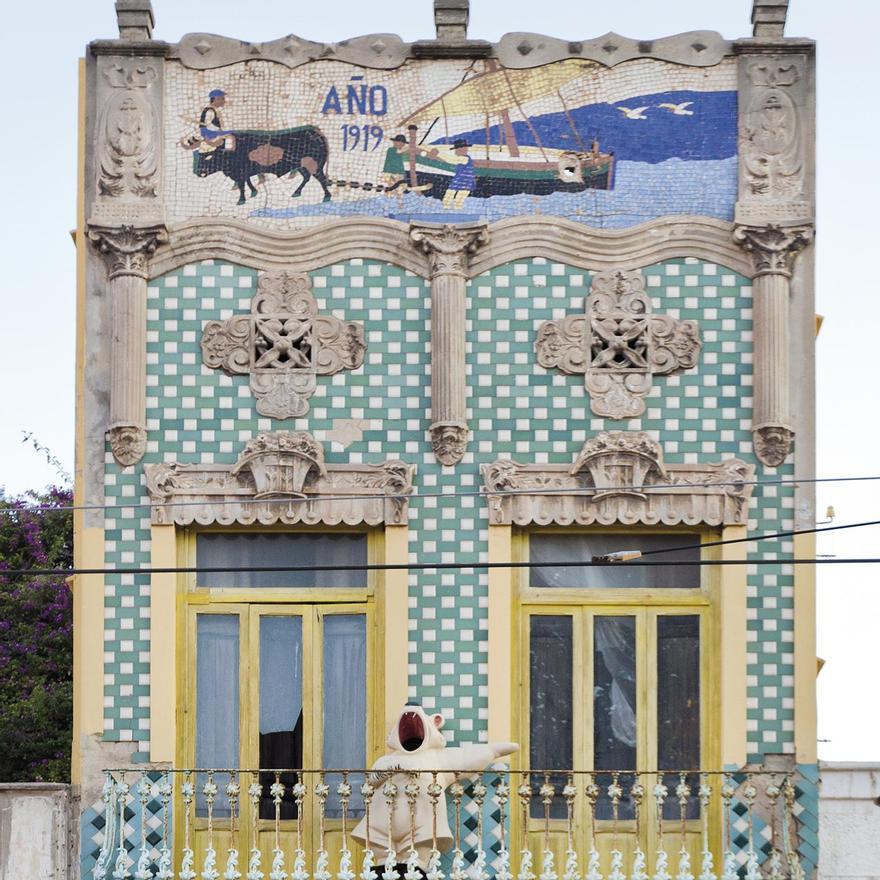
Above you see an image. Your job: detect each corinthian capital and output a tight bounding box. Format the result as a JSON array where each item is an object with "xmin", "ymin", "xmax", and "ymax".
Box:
[
  {"xmin": 733, "ymin": 223, "xmax": 812, "ymax": 278},
  {"xmin": 409, "ymin": 222, "xmax": 489, "ymax": 278},
  {"xmin": 88, "ymin": 223, "xmax": 167, "ymax": 280}
]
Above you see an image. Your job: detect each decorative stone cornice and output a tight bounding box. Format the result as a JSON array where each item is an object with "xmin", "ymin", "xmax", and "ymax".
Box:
[
  {"xmin": 733, "ymin": 223, "xmax": 812, "ymax": 278},
  {"xmin": 144, "ymin": 431, "xmax": 415, "ymax": 526},
  {"xmin": 164, "ymin": 29, "xmax": 732, "ymax": 71},
  {"xmin": 535, "ymin": 268, "xmax": 701, "ymax": 419},
  {"xmin": 481, "ymin": 431, "xmax": 754, "ymax": 527},
  {"xmin": 149, "ymin": 216, "xmax": 752, "ymax": 281},
  {"xmin": 88, "ymin": 223, "xmax": 167, "ymax": 280},
  {"xmin": 409, "ymin": 222, "xmax": 489, "ymax": 278},
  {"xmin": 201, "ymin": 269, "xmax": 366, "ymax": 419}
]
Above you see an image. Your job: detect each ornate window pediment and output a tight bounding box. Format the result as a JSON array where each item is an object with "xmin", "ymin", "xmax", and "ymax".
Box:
[
  {"xmin": 535, "ymin": 269, "xmax": 701, "ymax": 419},
  {"xmin": 201, "ymin": 270, "xmax": 366, "ymax": 419},
  {"xmin": 144, "ymin": 431, "xmax": 414, "ymax": 526},
  {"xmin": 481, "ymin": 431, "xmax": 754, "ymax": 526}
]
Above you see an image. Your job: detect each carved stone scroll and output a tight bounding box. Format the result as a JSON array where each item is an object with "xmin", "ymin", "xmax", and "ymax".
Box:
[
  {"xmin": 735, "ymin": 55, "xmax": 812, "ymax": 227},
  {"xmin": 536, "ymin": 269, "xmax": 701, "ymax": 419},
  {"xmin": 409, "ymin": 222, "xmax": 489, "ymax": 465},
  {"xmin": 89, "ymin": 223, "xmax": 167, "ymax": 466},
  {"xmin": 91, "ymin": 57, "xmax": 163, "ymax": 226},
  {"xmin": 201, "ymin": 270, "xmax": 366, "ymax": 419},
  {"xmin": 144, "ymin": 431, "xmax": 415, "ymax": 526},
  {"xmin": 733, "ymin": 223, "xmax": 812, "ymax": 467},
  {"xmin": 481, "ymin": 430, "xmax": 754, "ymax": 526}
]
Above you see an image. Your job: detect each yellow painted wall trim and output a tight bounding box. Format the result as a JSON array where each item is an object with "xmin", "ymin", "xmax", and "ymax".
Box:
[
  {"xmin": 150, "ymin": 525, "xmax": 178, "ymax": 762},
  {"xmin": 71, "ymin": 55, "xmax": 91, "ymax": 785},
  {"xmin": 383, "ymin": 524, "xmax": 409, "ymax": 736},
  {"xmin": 793, "ymin": 532, "xmax": 817, "ymax": 763},
  {"xmin": 718, "ymin": 525, "xmax": 747, "ymax": 767},
  {"xmin": 487, "ymin": 525, "xmax": 513, "ymax": 742}
]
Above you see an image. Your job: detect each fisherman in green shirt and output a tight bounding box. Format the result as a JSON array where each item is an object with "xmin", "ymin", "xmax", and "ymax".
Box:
[{"xmin": 383, "ymin": 134, "xmax": 410, "ymax": 193}]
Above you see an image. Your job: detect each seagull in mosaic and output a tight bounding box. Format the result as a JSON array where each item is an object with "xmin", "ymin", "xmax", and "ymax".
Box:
[
  {"xmin": 657, "ymin": 101, "xmax": 694, "ymax": 115},
  {"xmin": 616, "ymin": 105, "xmax": 650, "ymax": 120}
]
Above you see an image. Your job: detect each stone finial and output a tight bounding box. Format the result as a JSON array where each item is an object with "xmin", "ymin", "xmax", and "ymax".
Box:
[
  {"xmin": 116, "ymin": 0, "xmax": 154, "ymax": 40},
  {"xmin": 751, "ymin": 0, "xmax": 789, "ymax": 39},
  {"xmin": 434, "ymin": 0, "xmax": 469, "ymax": 41}
]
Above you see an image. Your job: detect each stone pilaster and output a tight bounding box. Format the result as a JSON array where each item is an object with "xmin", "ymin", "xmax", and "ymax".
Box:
[
  {"xmin": 733, "ymin": 223, "xmax": 812, "ymax": 467},
  {"xmin": 89, "ymin": 224, "xmax": 167, "ymax": 466},
  {"xmin": 409, "ymin": 222, "xmax": 489, "ymax": 466}
]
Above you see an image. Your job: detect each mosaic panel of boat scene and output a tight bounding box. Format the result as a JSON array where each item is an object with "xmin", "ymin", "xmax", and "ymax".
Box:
[{"xmin": 165, "ymin": 56, "xmax": 737, "ymax": 229}]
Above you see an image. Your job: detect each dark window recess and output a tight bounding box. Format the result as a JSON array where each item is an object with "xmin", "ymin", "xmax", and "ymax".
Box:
[
  {"xmin": 593, "ymin": 616, "xmax": 637, "ymax": 820},
  {"xmin": 529, "ymin": 615, "xmax": 573, "ymax": 819},
  {"xmin": 657, "ymin": 615, "xmax": 701, "ymax": 820},
  {"xmin": 196, "ymin": 533, "xmax": 368, "ymax": 588},
  {"xmin": 529, "ymin": 533, "xmax": 701, "ymax": 589}
]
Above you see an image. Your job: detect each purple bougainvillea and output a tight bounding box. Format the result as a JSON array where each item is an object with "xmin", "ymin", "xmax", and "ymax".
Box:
[{"xmin": 0, "ymin": 487, "xmax": 72, "ymax": 781}]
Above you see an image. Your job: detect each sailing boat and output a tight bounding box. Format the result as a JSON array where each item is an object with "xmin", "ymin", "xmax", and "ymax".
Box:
[{"xmin": 397, "ymin": 59, "xmax": 615, "ymax": 200}]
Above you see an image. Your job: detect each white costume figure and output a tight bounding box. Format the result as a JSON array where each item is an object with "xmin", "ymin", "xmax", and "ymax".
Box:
[{"xmin": 351, "ymin": 703, "xmax": 518, "ymax": 866}]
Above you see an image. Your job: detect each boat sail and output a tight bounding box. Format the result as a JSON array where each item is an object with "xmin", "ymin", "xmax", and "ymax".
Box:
[{"xmin": 397, "ymin": 59, "xmax": 615, "ymax": 199}]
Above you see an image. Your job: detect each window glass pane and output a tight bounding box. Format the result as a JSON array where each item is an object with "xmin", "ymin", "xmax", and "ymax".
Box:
[
  {"xmin": 529, "ymin": 533, "xmax": 700, "ymax": 589},
  {"xmin": 657, "ymin": 615, "xmax": 700, "ymax": 820},
  {"xmin": 529, "ymin": 615, "xmax": 573, "ymax": 819},
  {"xmin": 594, "ymin": 616, "xmax": 636, "ymax": 820},
  {"xmin": 323, "ymin": 614, "xmax": 367, "ymax": 818},
  {"xmin": 196, "ymin": 533, "xmax": 368, "ymax": 588},
  {"xmin": 258, "ymin": 616, "xmax": 303, "ymax": 820},
  {"xmin": 196, "ymin": 614, "xmax": 239, "ymax": 817}
]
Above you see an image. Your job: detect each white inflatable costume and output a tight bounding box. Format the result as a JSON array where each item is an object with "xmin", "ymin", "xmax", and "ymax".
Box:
[{"xmin": 351, "ymin": 703, "xmax": 518, "ymax": 866}]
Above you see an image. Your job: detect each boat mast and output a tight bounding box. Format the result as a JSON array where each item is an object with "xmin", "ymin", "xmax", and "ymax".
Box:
[
  {"xmin": 484, "ymin": 59, "xmax": 520, "ymax": 157},
  {"xmin": 557, "ymin": 89, "xmax": 588, "ymax": 153}
]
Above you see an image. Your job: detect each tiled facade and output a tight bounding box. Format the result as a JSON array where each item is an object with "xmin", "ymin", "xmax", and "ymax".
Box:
[{"xmin": 75, "ymin": 3, "xmax": 817, "ymax": 879}]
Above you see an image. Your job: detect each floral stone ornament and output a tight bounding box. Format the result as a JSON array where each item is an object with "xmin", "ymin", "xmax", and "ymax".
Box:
[
  {"xmin": 201, "ymin": 269, "xmax": 366, "ymax": 418},
  {"xmin": 535, "ymin": 268, "xmax": 701, "ymax": 419}
]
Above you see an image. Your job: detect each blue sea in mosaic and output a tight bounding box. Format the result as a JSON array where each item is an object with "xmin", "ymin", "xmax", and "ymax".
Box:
[{"xmin": 251, "ymin": 156, "xmax": 737, "ymax": 227}]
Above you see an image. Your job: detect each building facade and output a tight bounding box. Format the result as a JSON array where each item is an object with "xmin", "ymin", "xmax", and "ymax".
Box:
[{"xmin": 73, "ymin": 2, "xmax": 819, "ymax": 879}]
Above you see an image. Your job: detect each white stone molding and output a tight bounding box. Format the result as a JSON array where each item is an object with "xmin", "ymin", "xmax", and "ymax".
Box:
[
  {"xmin": 409, "ymin": 222, "xmax": 490, "ymax": 466},
  {"xmin": 733, "ymin": 223, "xmax": 812, "ymax": 467},
  {"xmin": 149, "ymin": 216, "xmax": 753, "ymax": 281},
  {"xmin": 167, "ymin": 29, "xmax": 732, "ymax": 71},
  {"xmin": 496, "ymin": 30, "xmax": 731, "ymax": 69},
  {"xmin": 201, "ymin": 270, "xmax": 366, "ymax": 419},
  {"xmin": 88, "ymin": 223, "xmax": 168, "ymax": 466},
  {"xmin": 149, "ymin": 218, "xmax": 428, "ymax": 279},
  {"xmin": 535, "ymin": 268, "xmax": 701, "ymax": 419},
  {"xmin": 481, "ymin": 430, "xmax": 754, "ymax": 526},
  {"xmin": 143, "ymin": 431, "xmax": 415, "ymax": 526}
]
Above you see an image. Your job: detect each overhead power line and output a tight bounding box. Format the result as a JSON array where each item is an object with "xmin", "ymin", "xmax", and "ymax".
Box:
[{"xmin": 1, "ymin": 516, "xmax": 877, "ymax": 580}]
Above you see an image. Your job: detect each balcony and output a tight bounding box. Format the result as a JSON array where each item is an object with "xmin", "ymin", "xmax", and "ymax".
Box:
[{"xmin": 92, "ymin": 768, "xmax": 807, "ymax": 880}]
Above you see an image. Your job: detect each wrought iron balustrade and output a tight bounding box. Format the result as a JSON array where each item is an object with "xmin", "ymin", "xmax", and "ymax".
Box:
[{"xmin": 93, "ymin": 768, "xmax": 807, "ymax": 880}]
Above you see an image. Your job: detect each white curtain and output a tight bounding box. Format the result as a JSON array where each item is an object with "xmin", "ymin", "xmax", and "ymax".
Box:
[
  {"xmin": 196, "ymin": 615, "xmax": 240, "ymax": 815},
  {"xmin": 260, "ymin": 616, "xmax": 303, "ymax": 734},
  {"xmin": 323, "ymin": 614, "xmax": 367, "ymax": 816}
]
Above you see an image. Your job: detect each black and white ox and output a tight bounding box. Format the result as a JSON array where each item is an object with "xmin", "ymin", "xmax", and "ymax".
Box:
[{"xmin": 184, "ymin": 126, "xmax": 332, "ymax": 205}]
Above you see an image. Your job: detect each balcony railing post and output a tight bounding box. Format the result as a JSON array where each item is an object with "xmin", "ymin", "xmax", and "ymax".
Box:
[
  {"xmin": 426, "ymin": 772, "xmax": 444, "ymax": 880},
  {"xmin": 247, "ymin": 779, "xmax": 264, "ymax": 880},
  {"xmin": 113, "ymin": 776, "xmax": 130, "ymax": 880}
]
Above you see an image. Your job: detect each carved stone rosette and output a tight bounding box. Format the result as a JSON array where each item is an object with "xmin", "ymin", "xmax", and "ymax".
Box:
[
  {"xmin": 733, "ymin": 223, "xmax": 812, "ymax": 467},
  {"xmin": 481, "ymin": 430, "xmax": 755, "ymax": 526},
  {"xmin": 89, "ymin": 223, "xmax": 167, "ymax": 466},
  {"xmin": 409, "ymin": 222, "xmax": 489, "ymax": 465},
  {"xmin": 144, "ymin": 431, "xmax": 415, "ymax": 526},
  {"xmin": 535, "ymin": 269, "xmax": 701, "ymax": 418},
  {"xmin": 201, "ymin": 270, "xmax": 366, "ymax": 418}
]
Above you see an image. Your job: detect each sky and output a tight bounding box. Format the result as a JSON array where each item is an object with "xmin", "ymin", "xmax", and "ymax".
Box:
[{"xmin": 0, "ymin": 0, "xmax": 877, "ymax": 762}]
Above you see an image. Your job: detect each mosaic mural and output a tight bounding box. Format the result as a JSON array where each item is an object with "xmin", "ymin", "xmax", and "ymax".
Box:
[{"xmin": 165, "ymin": 58, "xmax": 737, "ymax": 228}]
